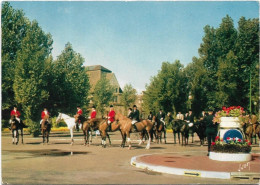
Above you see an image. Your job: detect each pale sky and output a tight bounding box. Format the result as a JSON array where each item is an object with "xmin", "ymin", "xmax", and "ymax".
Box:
[{"xmin": 8, "ymin": 1, "xmax": 259, "ymax": 93}]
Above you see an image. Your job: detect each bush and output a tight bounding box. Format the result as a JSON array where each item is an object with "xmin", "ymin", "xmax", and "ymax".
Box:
[
  {"xmin": 2, "ymin": 119, "xmax": 9, "ymax": 129},
  {"xmin": 51, "ymin": 117, "xmax": 67, "ymax": 128},
  {"xmin": 25, "ymin": 119, "xmax": 40, "ymax": 137}
]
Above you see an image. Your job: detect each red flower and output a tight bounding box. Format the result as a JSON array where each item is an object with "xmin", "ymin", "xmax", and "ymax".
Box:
[
  {"xmin": 248, "ymin": 142, "xmax": 252, "ymax": 146},
  {"xmin": 245, "ymin": 139, "xmax": 248, "ymax": 142},
  {"xmin": 227, "ymin": 137, "xmax": 231, "ymax": 140},
  {"xmin": 233, "ymin": 138, "xmax": 236, "ymax": 141},
  {"xmin": 221, "ymin": 139, "xmax": 223, "ymax": 142},
  {"xmin": 215, "ymin": 136, "xmax": 220, "ymax": 140},
  {"xmin": 211, "ymin": 142, "xmax": 216, "ymax": 146},
  {"xmin": 238, "ymin": 139, "xmax": 242, "ymax": 142}
]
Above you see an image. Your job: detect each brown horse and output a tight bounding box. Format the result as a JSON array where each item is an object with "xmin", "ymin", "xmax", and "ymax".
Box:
[
  {"xmin": 74, "ymin": 114, "xmax": 112, "ymax": 147},
  {"xmin": 41, "ymin": 115, "xmax": 51, "ymax": 144},
  {"xmin": 115, "ymin": 113, "xmax": 155, "ymax": 149}
]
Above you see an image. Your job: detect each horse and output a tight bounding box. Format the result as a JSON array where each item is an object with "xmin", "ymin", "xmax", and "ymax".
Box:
[
  {"xmin": 193, "ymin": 120, "xmax": 207, "ymax": 146},
  {"xmin": 41, "ymin": 115, "xmax": 51, "ymax": 144},
  {"xmin": 10, "ymin": 116, "xmax": 19, "ymax": 144},
  {"xmin": 9, "ymin": 116, "xmax": 27, "ymax": 144},
  {"xmin": 154, "ymin": 116, "xmax": 166, "ymax": 144},
  {"xmin": 180, "ymin": 121, "xmax": 190, "ymax": 146},
  {"xmin": 171, "ymin": 119, "xmax": 182, "ymax": 144},
  {"xmin": 115, "ymin": 113, "xmax": 155, "ymax": 149},
  {"xmin": 74, "ymin": 114, "xmax": 112, "ymax": 147},
  {"xmin": 56, "ymin": 113, "xmax": 76, "ymax": 145}
]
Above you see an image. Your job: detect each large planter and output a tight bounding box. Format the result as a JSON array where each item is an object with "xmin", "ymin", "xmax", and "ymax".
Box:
[
  {"xmin": 218, "ymin": 117, "xmax": 244, "ymax": 141},
  {"xmin": 209, "ymin": 152, "xmax": 251, "ymax": 162},
  {"xmin": 220, "ymin": 117, "xmax": 241, "ymax": 128}
]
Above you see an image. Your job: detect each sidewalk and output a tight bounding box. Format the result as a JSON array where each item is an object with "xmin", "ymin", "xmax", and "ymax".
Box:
[{"xmin": 131, "ymin": 152, "xmax": 260, "ymax": 180}]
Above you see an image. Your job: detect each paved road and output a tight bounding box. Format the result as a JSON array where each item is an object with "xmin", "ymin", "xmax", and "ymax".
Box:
[{"xmin": 2, "ymin": 131, "xmax": 260, "ymax": 184}]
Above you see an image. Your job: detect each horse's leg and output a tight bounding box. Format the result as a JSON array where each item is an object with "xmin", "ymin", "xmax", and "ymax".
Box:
[
  {"xmin": 138, "ymin": 132, "xmax": 144, "ymax": 145},
  {"xmin": 16, "ymin": 129, "xmax": 19, "ymax": 145},
  {"xmin": 90, "ymin": 130, "xmax": 93, "ymax": 144},
  {"xmin": 145, "ymin": 131, "xmax": 151, "ymax": 149},
  {"xmin": 106, "ymin": 133, "xmax": 111, "ymax": 146},
  {"xmin": 126, "ymin": 132, "xmax": 132, "ymax": 150},
  {"xmin": 21, "ymin": 128, "xmax": 24, "ymax": 144},
  {"xmin": 12, "ymin": 130, "xmax": 15, "ymax": 144},
  {"xmin": 164, "ymin": 130, "xmax": 167, "ymax": 144}
]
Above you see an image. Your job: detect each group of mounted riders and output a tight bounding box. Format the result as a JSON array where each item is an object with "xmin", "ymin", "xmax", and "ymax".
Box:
[{"xmin": 8, "ymin": 104, "xmax": 260, "ymax": 152}]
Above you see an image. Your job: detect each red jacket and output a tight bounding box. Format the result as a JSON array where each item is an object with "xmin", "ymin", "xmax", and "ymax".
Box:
[
  {"xmin": 108, "ymin": 110, "xmax": 115, "ymax": 122},
  {"xmin": 41, "ymin": 111, "xmax": 49, "ymax": 119},
  {"xmin": 11, "ymin": 110, "xmax": 21, "ymax": 118},
  {"xmin": 90, "ymin": 110, "xmax": 96, "ymax": 119},
  {"xmin": 77, "ymin": 109, "xmax": 83, "ymax": 115}
]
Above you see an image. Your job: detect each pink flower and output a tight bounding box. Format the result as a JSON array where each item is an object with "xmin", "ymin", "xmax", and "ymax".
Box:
[{"xmin": 233, "ymin": 138, "xmax": 236, "ymax": 141}]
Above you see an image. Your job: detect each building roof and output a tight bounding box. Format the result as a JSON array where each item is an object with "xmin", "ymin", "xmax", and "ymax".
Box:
[{"xmin": 86, "ymin": 65, "xmax": 112, "ymax": 73}]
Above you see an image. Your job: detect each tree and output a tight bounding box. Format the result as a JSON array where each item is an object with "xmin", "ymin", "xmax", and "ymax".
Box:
[
  {"xmin": 143, "ymin": 60, "xmax": 188, "ymax": 115},
  {"xmin": 1, "ymin": 2, "xmax": 29, "ymax": 112},
  {"xmin": 13, "ymin": 20, "xmax": 53, "ymax": 135},
  {"xmin": 49, "ymin": 42, "xmax": 90, "ymax": 114},
  {"xmin": 121, "ymin": 84, "xmax": 137, "ymax": 113},
  {"xmin": 92, "ymin": 77, "xmax": 114, "ymax": 116}
]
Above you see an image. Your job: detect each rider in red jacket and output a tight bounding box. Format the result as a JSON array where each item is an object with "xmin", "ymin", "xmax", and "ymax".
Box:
[
  {"xmin": 89, "ymin": 106, "xmax": 97, "ymax": 119},
  {"xmin": 108, "ymin": 105, "xmax": 115, "ymax": 124}
]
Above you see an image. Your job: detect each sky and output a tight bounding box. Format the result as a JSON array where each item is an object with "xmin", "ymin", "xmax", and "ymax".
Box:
[{"xmin": 7, "ymin": 1, "xmax": 259, "ymax": 93}]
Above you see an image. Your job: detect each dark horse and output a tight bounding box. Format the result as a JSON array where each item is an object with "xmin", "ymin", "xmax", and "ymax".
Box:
[
  {"xmin": 193, "ymin": 120, "xmax": 207, "ymax": 146},
  {"xmin": 41, "ymin": 115, "xmax": 51, "ymax": 144},
  {"xmin": 180, "ymin": 121, "xmax": 190, "ymax": 146},
  {"xmin": 155, "ymin": 116, "xmax": 166, "ymax": 144},
  {"xmin": 171, "ymin": 119, "xmax": 182, "ymax": 144},
  {"xmin": 9, "ymin": 116, "xmax": 26, "ymax": 144}
]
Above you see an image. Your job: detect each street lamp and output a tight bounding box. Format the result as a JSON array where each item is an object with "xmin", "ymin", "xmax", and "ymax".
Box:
[{"xmin": 188, "ymin": 92, "xmax": 192, "ymax": 109}]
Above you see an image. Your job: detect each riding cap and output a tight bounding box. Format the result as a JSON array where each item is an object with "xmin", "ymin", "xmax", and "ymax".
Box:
[
  {"xmin": 92, "ymin": 105, "xmax": 96, "ymax": 109},
  {"xmin": 110, "ymin": 105, "xmax": 113, "ymax": 108},
  {"xmin": 133, "ymin": 105, "xmax": 137, "ymax": 108}
]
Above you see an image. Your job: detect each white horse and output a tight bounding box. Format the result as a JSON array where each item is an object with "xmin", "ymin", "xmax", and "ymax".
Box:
[{"xmin": 56, "ymin": 113, "xmax": 76, "ymax": 145}]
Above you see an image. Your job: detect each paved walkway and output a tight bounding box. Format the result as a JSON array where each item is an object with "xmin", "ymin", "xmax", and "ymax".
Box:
[{"xmin": 131, "ymin": 153, "xmax": 260, "ymax": 180}]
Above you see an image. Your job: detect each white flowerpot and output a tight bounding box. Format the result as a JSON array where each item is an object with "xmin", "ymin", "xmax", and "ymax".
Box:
[
  {"xmin": 220, "ymin": 117, "xmax": 241, "ymax": 128},
  {"xmin": 219, "ymin": 117, "xmax": 244, "ymax": 140},
  {"xmin": 209, "ymin": 152, "xmax": 251, "ymax": 162}
]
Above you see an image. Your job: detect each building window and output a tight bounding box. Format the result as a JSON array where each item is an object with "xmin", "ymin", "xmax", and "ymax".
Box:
[
  {"xmin": 114, "ymin": 96, "xmax": 118, "ymax": 103},
  {"xmin": 115, "ymin": 88, "xmax": 118, "ymax": 93}
]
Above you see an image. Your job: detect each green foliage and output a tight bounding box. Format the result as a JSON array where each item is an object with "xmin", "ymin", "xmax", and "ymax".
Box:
[
  {"xmin": 13, "ymin": 20, "xmax": 53, "ymax": 122},
  {"xmin": 25, "ymin": 119, "xmax": 41, "ymax": 137},
  {"xmin": 48, "ymin": 42, "xmax": 90, "ymax": 114},
  {"xmin": 1, "ymin": 2, "xmax": 29, "ymax": 111},
  {"xmin": 93, "ymin": 77, "xmax": 114, "ymax": 116},
  {"xmin": 143, "ymin": 60, "xmax": 187, "ymax": 114},
  {"xmin": 121, "ymin": 84, "xmax": 137, "ymax": 112}
]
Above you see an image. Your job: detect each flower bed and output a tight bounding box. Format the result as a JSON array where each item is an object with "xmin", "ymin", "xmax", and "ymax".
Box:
[
  {"xmin": 211, "ymin": 136, "xmax": 252, "ymax": 153},
  {"xmin": 210, "ymin": 136, "xmax": 252, "ymax": 162}
]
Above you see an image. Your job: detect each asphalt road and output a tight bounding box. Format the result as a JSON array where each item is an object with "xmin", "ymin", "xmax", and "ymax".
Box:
[{"xmin": 2, "ymin": 130, "xmax": 260, "ymax": 184}]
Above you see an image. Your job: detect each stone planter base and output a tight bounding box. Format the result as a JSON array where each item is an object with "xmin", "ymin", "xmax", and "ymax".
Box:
[{"xmin": 209, "ymin": 152, "xmax": 251, "ymax": 162}]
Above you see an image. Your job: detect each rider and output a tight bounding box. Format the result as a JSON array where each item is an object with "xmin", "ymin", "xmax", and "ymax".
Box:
[
  {"xmin": 107, "ymin": 105, "xmax": 116, "ymax": 131},
  {"xmin": 147, "ymin": 111, "xmax": 153, "ymax": 121},
  {"xmin": 40, "ymin": 108, "xmax": 50, "ymax": 128},
  {"xmin": 89, "ymin": 105, "xmax": 97, "ymax": 120},
  {"xmin": 127, "ymin": 108, "xmax": 133, "ymax": 118},
  {"xmin": 76, "ymin": 105, "xmax": 83, "ymax": 131},
  {"xmin": 176, "ymin": 111, "xmax": 184, "ymax": 120},
  {"xmin": 9, "ymin": 105, "xmax": 23, "ymax": 129},
  {"xmin": 131, "ymin": 105, "xmax": 140, "ymax": 132},
  {"xmin": 157, "ymin": 109, "xmax": 165, "ymax": 126}
]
